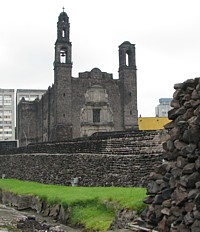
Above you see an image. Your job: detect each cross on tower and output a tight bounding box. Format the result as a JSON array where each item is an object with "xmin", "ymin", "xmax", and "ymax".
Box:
[{"xmin": 62, "ymin": 7, "xmax": 65, "ymax": 12}]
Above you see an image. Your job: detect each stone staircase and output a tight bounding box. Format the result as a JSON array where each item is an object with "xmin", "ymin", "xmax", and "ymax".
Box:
[
  {"xmin": 1, "ymin": 130, "xmax": 163, "ymax": 156},
  {"xmin": 102, "ymin": 131, "xmax": 163, "ymax": 155}
]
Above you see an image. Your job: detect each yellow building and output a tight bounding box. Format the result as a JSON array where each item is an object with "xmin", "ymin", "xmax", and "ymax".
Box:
[{"xmin": 138, "ymin": 117, "xmax": 171, "ymax": 130}]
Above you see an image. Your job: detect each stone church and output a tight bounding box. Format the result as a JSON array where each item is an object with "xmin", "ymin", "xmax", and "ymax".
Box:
[{"xmin": 17, "ymin": 10, "xmax": 138, "ymax": 146}]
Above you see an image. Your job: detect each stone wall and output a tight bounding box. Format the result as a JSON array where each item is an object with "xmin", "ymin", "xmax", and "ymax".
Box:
[
  {"xmin": 0, "ymin": 190, "xmax": 74, "ymax": 226},
  {"xmin": 144, "ymin": 78, "xmax": 200, "ymax": 231},
  {"xmin": 17, "ymin": 100, "xmax": 38, "ymax": 145},
  {"xmin": 0, "ymin": 131, "xmax": 164, "ymax": 187},
  {"xmin": 18, "ymin": 86, "xmax": 55, "ymax": 146},
  {"xmin": 2, "ymin": 131, "xmax": 163, "ymax": 155}
]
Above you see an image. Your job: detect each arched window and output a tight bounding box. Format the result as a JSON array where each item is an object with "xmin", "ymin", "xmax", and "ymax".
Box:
[
  {"xmin": 62, "ymin": 29, "xmax": 66, "ymax": 38},
  {"xmin": 60, "ymin": 50, "xmax": 67, "ymax": 63},
  {"xmin": 126, "ymin": 50, "xmax": 130, "ymax": 66}
]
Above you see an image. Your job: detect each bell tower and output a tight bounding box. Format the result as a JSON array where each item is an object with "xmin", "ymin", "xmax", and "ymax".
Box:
[
  {"xmin": 54, "ymin": 8, "xmax": 72, "ymax": 68},
  {"xmin": 52, "ymin": 8, "xmax": 73, "ymax": 141},
  {"xmin": 119, "ymin": 41, "xmax": 138, "ymax": 130}
]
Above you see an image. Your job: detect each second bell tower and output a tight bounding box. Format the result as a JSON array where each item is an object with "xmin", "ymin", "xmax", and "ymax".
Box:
[{"xmin": 119, "ymin": 41, "xmax": 138, "ymax": 130}]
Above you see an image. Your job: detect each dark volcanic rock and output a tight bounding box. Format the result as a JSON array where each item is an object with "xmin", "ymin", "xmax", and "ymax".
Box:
[{"xmin": 144, "ymin": 77, "xmax": 200, "ymax": 232}]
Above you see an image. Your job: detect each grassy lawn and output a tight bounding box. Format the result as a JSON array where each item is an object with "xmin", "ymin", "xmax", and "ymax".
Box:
[{"xmin": 0, "ymin": 179, "xmax": 147, "ymax": 231}]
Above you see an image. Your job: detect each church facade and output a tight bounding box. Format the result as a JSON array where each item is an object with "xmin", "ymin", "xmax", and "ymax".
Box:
[{"xmin": 17, "ymin": 10, "xmax": 138, "ymax": 146}]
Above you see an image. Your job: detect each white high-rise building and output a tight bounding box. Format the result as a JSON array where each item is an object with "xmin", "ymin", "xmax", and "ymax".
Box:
[
  {"xmin": 0, "ymin": 89, "xmax": 15, "ymax": 140},
  {"xmin": 155, "ymin": 98, "xmax": 172, "ymax": 117}
]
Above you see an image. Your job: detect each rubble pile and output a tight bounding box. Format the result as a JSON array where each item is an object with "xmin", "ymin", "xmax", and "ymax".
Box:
[{"xmin": 144, "ymin": 78, "xmax": 200, "ymax": 231}]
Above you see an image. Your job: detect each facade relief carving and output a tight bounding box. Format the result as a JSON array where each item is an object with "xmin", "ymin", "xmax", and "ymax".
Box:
[{"xmin": 80, "ymin": 85, "xmax": 114, "ymax": 137}]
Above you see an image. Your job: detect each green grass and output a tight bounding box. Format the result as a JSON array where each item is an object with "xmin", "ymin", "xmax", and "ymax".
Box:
[{"xmin": 0, "ymin": 179, "xmax": 147, "ymax": 231}]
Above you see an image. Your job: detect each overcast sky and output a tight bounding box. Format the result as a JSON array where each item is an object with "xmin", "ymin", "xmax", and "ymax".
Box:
[{"xmin": 1, "ymin": 0, "xmax": 200, "ymax": 116}]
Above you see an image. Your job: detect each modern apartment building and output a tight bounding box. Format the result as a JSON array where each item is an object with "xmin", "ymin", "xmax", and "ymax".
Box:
[
  {"xmin": 0, "ymin": 89, "xmax": 15, "ymax": 140},
  {"xmin": 155, "ymin": 98, "xmax": 172, "ymax": 117}
]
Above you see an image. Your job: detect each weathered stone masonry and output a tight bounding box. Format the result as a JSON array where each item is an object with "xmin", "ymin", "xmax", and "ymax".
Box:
[
  {"xmin": 0, "ymin": 131, "xmax": 163, "ymax": 187},
  {"xmin": 144, "ymin": 78, "xmax": 200, "ymax": 231}
]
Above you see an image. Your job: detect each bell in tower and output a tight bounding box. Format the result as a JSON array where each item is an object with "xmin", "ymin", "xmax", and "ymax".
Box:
[{"xmin": 54, "ymin": 7, "xmax": 72, "ymax": 67}]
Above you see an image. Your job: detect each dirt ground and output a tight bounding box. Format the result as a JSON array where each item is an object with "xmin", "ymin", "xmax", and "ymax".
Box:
[{"xmin": 0, "ymin": 204, "xmax": 82, "ymax": 232}]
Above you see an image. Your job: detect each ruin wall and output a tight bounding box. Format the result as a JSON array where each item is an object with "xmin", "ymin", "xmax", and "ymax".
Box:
[
  {"xmin": 0, "ymin": 131, "xmax": 164, "ymax": 187},
  {"xmin": 144, "ymin": 78, "xmax": 200, "ymax": 231}
]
